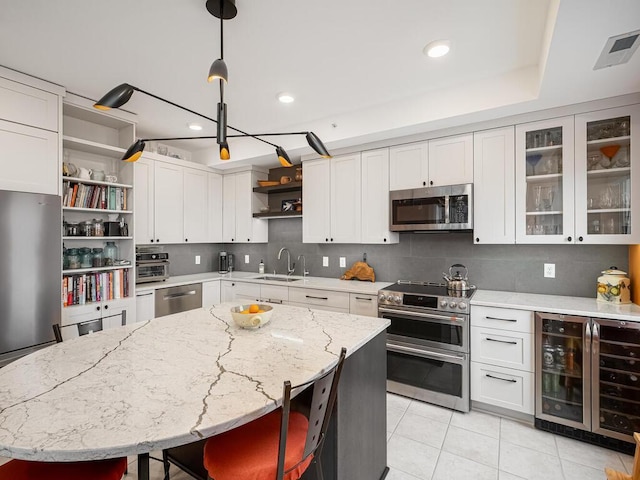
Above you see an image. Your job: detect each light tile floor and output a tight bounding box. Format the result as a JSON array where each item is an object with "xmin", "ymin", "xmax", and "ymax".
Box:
[{"xmin": 0, "ymin": 393, "xmax": 635, "ymax": 479}]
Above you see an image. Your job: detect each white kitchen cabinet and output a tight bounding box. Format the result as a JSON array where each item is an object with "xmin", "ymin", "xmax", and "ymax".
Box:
[
  {"xmin": 154, "ymin": 161, "xmax": 184, "ymax": 244},
  {"xmin": 207, "ymin": 172, "xmax": 223, "ymax": 242},
  {"xmin": 303, "ymin": 153, "xmax": 361, "ymax": 244},
  {"xmin": 260, "ymin": 285, "xmax": 288, "ymax": 304},
  {"xmin": 288, "ymin": 287, "xmax": 350, "ymax": 313},
  {"xmin": 135, "ymin": 291, "xmax": 155, "ymax": 322},
  {"xmin": 361, "ymin": 149, "xmax": 399, "ymax": 244},
  {"xmin": 471, "ymin": 305, "xmax": 534, "ymax": 415},
  {"xmin": 183, "ymin": 167, "xmax": 208, "ymax": 243},
  {"xmin": 389, "ymin": 134, "xmax": 473, "ymax": 191},
  {"xmin": 473, "ymin": 127, "xmax": 515, "ymax": 244},
  {"xmin": 349, "ymin": 293, "xmax": 377, "ymax": 317},
  {"xmin": 0, "ymin": 119, "xmax": 60, "ymax": 195},
  {"xmin": 202, "ymin": 280, "xmax": 221, "ymax": 307},
  {"xmin": 428, "ymin": 134, "xmax": 473, "ymax": 186},
  {"xmin": 134, "ymin": 157, "xmax": 155, "ymax": 244},
  {"xmin": 221, "ymin": 280, "xmax": 261, "ymax": 303},
  {"xmin": 222, "ymin": 171, "xmax": 268, "ymax": 243},
  {"xmin": 60, "ymin": 297, "xmax": 135, "ymax": 340},
  {"xmin": 389, "ymin": 142, "xmax": 429, "ymax": 190},
  {"xmin": 515, "ymin": 116, "xmax": 575, "ymax": 244},
  {"xmin": 0, "ymin": 75, "xmax": 60, "ymax": 131},
  {"xmin": 574, "ymin": 105, "xmax": 640, "ymax": 244}
]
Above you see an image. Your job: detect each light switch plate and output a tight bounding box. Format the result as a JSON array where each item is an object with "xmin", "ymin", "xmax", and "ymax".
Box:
[
  {"xmin": 245, "ymin": 254, "xmax": 250, "ymax": 264},
  {"xmin": 323, "ymin": 256, "xmax": 329, "ymax": 267},
  {"xmin": 544, "ymin": 263, "xmax": 555, "ymax": 278},
  {"xmin": 340, "ymin": 257, "xmax": 346, "ymax": 268},
  {"xmin": 195, "ymin": 255, "xmax": 201, "ymax": 265}
]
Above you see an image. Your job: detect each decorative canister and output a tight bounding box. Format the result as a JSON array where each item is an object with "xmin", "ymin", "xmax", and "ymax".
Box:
[{"xmin": 597, "ymin": 267, "xmax": 631, "ymax": 304}]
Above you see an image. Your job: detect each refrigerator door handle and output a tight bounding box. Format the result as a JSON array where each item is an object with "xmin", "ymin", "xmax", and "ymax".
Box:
[{"xmin": 585, "ymin": 321, "xmax": 592, "ymax": 355}]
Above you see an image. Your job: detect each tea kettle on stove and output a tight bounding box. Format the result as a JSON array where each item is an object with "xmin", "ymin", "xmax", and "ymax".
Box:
[{"xmin": 443, "ymin": 264, "xmax": 472, "ymax": 291}]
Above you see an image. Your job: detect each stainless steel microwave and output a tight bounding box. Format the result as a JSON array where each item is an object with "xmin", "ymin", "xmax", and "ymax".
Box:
[{"xmin": 390, "ymin": 183, "xmax": 473, "ymax": 232}]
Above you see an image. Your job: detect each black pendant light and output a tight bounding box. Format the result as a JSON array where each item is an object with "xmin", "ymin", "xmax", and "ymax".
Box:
[{"xmin": 95, "ymin": 0, "xmax": 331, "ymax": 165}]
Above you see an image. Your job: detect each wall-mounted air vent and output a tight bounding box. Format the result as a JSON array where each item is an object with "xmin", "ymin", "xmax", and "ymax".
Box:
[{"xmin": 594, "ymin": 29, "xmax": 640, "ymax": 70}]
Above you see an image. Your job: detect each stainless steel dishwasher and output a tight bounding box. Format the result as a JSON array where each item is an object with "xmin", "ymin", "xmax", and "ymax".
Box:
[{"xmin": 155, "ymin": 283, "xmax": 203, "ymax": 318}]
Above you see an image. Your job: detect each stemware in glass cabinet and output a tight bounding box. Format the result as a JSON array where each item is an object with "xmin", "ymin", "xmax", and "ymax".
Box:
[{"xmin": 585, "ymin": 115, "xmax": 631, "ymax": 236}]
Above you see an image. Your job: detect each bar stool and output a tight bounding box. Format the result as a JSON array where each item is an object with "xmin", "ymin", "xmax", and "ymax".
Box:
[
  {"xmin": 163, "ymin": 347, "xmax": 347, "ymax": 480},
  {"xmin": 605, "ymin": 432, "xmax": 640, "ymax": 480},
  {"xmin": 0, "ymin": 325, "xmax": 128, "ymax": 480}
]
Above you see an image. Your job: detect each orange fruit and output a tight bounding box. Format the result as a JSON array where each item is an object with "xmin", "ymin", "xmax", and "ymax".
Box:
[{"xmin": 249, "ymin": 304, "xmax": 260, "ymax": 313}]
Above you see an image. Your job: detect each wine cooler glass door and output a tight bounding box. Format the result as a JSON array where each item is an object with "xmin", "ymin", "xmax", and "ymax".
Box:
[
  {"xmin": 592, "ymin": 318, "xmax": 640, "ymax": 443},
  {"xmin": 535, "ymin": 312, "xmax": 591, "ymax": 431}
]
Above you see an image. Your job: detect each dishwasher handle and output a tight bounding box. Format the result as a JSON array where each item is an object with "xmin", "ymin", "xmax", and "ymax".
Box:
[{"xmin": 163, "ymin": 290, "xmax": 197, "ymax": 300}]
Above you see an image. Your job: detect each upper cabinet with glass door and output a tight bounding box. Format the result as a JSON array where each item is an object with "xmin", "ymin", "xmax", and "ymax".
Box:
[
  {"xmin": 575, "ymin": 105, "xmax": 639, "ymax": 244},
  {"xmin": 515, "ymin": 117, "xmax": 575, "ymax": 244}
]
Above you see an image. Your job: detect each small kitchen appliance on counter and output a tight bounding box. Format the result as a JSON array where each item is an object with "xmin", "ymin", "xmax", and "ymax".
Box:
[
  {"xmin": 218, "ymin": 251, "xmax": 234, "ymax": 273},
  {"xmin": 136, "ymin": 249, "xmax": 170, "ymax": 284},
  {"xmin": 378, "ymin": 280, "xmax": 476, "ymax": 412}
]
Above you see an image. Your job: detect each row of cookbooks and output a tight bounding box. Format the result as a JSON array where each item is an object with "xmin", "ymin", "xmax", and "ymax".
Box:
[
  {"xmin": 62, "ymin": 180, "xmax": 128, "ymax": 210},
  {"xmin": 63, "ymin": 269, "xmax": 130, "ymax": 307}
]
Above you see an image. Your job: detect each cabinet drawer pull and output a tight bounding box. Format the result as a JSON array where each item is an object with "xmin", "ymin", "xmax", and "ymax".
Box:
[
  {"xmin": 484, "ymin": 337, "xmax": 518, "ymax": 345},
  {"xmin": 306, "ymin": 295, "xmax": 328, "ymax": 301},
  {"xmin": 163, "ymin": 290, "xmax": 197, "ymax": 300},
  {"xmin": 354, "ymin": 296, "xmax": 372, "ymax": 301},
  {"xmin": 266, "ymin": 299, "xmax": 283, "ymax": 304},
  {"xmin": 485, "ymin": 374, "xmax": 517, "ymax": 383},
  {"xmin": 485, "ymin": 316, "xmax": 517, "ymax": 322}
]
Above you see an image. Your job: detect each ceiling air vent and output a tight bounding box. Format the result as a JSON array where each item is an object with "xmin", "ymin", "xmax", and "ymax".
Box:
[{"xmin": 594, "ymin": 29, "xmax": 640, "ymax": 70}]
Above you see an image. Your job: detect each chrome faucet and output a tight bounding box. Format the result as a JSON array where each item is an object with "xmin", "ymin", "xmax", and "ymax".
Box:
[
  {"xmin": 277, "ymin": 247, "xmax": 296, "ymax": 276},
  {"xmin": 297, "ymin": 254, "xmax": 309, "ymax": 277}
]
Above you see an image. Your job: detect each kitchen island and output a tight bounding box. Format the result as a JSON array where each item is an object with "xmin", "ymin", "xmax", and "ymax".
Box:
[{"xmin": 0, "ymin": 303, "xmax": 389, "ymax": 480}]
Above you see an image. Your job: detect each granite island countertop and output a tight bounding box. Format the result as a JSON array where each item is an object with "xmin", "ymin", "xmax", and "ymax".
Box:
[
  {"xmin": 0, "ymin": 303, "xmax": 390, "ymax": 462},
  {"xmin": 136, "ymin": 271, "xmax": 392, "ymax": 295},
  {"xmin": 472, "ymin": 289, "xmax": 640, "ymax": 322}
]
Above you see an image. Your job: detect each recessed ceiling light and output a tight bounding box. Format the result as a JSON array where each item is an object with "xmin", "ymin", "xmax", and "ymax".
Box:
[
  {"xmin": 424, "ymin": 40, "xmax": 451, "ymax": 58},
  {"xmin": 188, "ymin": 123, "xmax": 203, "ymax": 131},
  {"xmin": 277, "ymin": 92, "xmax": 295, "ymax": 104}
]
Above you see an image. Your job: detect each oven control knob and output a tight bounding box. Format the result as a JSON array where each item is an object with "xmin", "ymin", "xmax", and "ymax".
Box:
[
  {"xmin": 378, "ymin": 293, "xmax": 388, "ymax": 303},
  {"xmin": 440, "ymin": 299, "xmax": 449, "ymax": 308},
  {"xmin": 393, "ymin": 295, "xmax": 402, "ymax": 304},
  {"xmin": 449, "ymin": 301, "xmax": 457, "ymax": 309},
  {"xmin": 458, "ymin": 302, "xmax": 467, "ymax": 310}
]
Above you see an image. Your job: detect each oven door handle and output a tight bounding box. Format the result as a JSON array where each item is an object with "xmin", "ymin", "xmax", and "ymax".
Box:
[
  {"xmin": 137, "ymin": 261, "xmax": 170, "ymax": 268},
  {"xmin": 387, "ymin": 343, "xmax": 465, "ymax": 362},
  {"xmin": 379, "ymin": 307, "xmax": 465, "ymax": 323}
]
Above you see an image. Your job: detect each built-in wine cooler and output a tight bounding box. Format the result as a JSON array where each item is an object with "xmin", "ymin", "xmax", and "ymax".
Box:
[{"xmin": 535, "ymin": 312, "xmax": 640, "ymax": 453}]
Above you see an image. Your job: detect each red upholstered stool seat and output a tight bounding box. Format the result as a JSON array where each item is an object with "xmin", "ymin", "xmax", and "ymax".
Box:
[
  {"xmin": 0, "ymin": 457, "xmax": 127, "ymax": 480},
  {"xmin": 203, "ymin": 409, "xmax": 312, "ymax": 480}
]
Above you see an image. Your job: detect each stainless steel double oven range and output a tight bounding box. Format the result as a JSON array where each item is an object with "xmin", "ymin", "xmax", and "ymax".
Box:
[{"xmin": 379, "ymin": 281, "xmax": 475, "ymax": 412}]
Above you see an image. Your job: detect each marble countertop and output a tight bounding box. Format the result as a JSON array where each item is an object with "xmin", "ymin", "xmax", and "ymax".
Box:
[
  {"xmin": 472, "ymin": 290, "xmax": 640, "ymax": 322},
  {"xmin": 0, "ymin": 303, "xmax": 389, "ymax": 462},
  {"xmin": 136, "ymin": 271, "xmax": 392, "ymax": 295}
]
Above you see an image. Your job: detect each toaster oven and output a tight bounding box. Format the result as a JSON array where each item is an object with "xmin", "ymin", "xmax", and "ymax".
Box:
[{"xmin": 136, "ymin": 252, "xmax": 170, "ymax": 284}]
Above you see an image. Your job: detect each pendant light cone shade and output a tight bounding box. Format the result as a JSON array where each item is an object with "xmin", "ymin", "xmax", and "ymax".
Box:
[
  {"xmin": 208, "ymin": 59, "xmax": 228, "ymax": 83},
  {"xmin": 306, "ymin": 132, "xmax": 332, "ymax": 158},
  {"xmin": 94, "ymin": 83, "xmax": 135, "ymax": 110},
  {"xmin": 219, "ymin": 142, "xmax": 231, "ymax": 160},
  {"xmin": 122, "ymin": 139, "xmax": 145, "ymax": 162},
  {"xmin": 276, "ymin": 146, "xmax": 293, "ymax": 167}
]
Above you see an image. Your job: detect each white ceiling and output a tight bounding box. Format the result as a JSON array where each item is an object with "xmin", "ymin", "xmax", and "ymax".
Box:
[{"xmin": 1, "ymin": 0, "xmax": 639, "ymax": 168}]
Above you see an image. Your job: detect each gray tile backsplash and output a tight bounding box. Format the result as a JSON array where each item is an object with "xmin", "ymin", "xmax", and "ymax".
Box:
[{"xmin": 162, "ymin": 218, "xmax": 628, "ymax": 298}]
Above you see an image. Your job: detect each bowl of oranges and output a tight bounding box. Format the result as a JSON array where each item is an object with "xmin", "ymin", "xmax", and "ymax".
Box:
[{"xmin": 230, "ymin": 304, "xmax": 273, "ymax": 329}]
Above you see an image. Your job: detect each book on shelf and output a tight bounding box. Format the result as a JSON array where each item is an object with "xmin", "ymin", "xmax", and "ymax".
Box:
[{"xmin": 62, "ymin": 269, "xmax": 131, "ymax": 307}]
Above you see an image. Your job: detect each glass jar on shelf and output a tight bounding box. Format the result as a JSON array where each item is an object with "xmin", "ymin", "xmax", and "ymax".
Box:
[
  {"xmin": 80, "ymin": 220, "xmax": 94, "ymax": 237},
  {"xmin": 66, "ymin": 222, "xmax": 80, "ymax": 237},
  {"xmin": 93, "ymin": 219, "xmax": 104, "ymax": 237},
  {"xmin": 104, "ymin": 241, "xmax": 118, "ymax": 266},
  {"xmin": 92, "ymin": 248, "xmax": 104, "ymax": 267},
  {"xmin": 79, "ymin": 247, "xmax": 92, "ymax": 268},
  {"xmin": 67, "ymin": 248, "xmax": 80, "ymax": 269}
]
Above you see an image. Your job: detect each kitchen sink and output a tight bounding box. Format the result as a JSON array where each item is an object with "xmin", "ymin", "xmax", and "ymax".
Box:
[{"xmin": 253, "ymin": 275, "xmax": 301, "ymax": 282}]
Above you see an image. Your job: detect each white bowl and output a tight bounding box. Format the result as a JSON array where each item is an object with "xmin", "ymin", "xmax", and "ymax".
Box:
[{"xmin": 230, "ymin": 304, "xmax": 273, "ymax": 329}]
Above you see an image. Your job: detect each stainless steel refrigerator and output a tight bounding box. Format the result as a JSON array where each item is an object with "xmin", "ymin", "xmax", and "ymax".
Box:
[{"xmin": 0, "ymin": 190, "xmax": 61, "ymax": 366}]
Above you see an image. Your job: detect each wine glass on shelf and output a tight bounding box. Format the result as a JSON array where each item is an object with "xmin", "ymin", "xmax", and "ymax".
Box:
[
  {"xmin": 526, "ymin": 154, "xmax": 542, "ymax": 176},
  {"xmin": 599, "ymin": 145, "xmax": 620, "ymax": 169}
]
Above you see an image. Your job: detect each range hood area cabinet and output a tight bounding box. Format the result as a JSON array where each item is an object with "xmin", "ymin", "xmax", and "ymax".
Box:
[
  {"xmin": 134, "ymin": 156, "xmax": 223, "ymax": 244},
  {"xmin": 389, "ymin": 133, "xmax": 473, "ymax": 191},
  {"xmin": 222, "ymin": 170, "xmax": 268, "ymax": 243}
]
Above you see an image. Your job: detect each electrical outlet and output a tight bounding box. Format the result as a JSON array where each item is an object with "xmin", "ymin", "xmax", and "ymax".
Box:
[
  {"xmin": 195, "ymin": 255, "xmax": 201, "ymax": 265},
  {"xmin": 322, "ymin": 256, "xmax": 329, "ymax": 267},
  {"xmin": 544, "ymin": 263, "xmax": 555, "ymax": 278},
  {"xmin": 340, "ymin": 257, "xmax": 346, "ymax": 268},
  {"xmin": 244, "ymin": 254, "xmax": 250, "ymax": 264}
]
